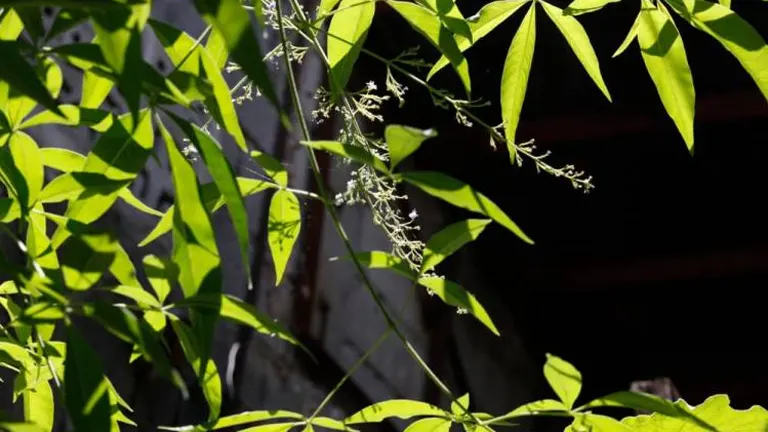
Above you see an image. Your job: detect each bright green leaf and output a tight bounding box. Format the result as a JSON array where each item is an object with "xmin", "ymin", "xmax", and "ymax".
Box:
[
  {"xmin": 543, "ymin": 354, "xmax": 582, "ymax": 409},
  {"xmin": 346, "ymin": 399, "xmax": 449, "ymax": 424},
  {"xmin": 0, "ymin": 8, "xmax": 23, "ymax": 41},
  {"xmin": 166, "ymin": 112, "xmax": 251, "ymax": 284},
  {"xmin": 418, "ymin": 0, "xmax": 472, "ymax": 42},
  {"xmin": 638, "ymin": 1, "xmax": 695, "ymax": 150},
  {"xmin": 268, "ymin": 190, "xmax": 301, "ymax": 286},
  {"xmin": 20, "ymin": 105, "xmax": 113, "ymax": 131},
  {"xmin": 348, "ymin": 250, "xmax": 417, "ymax": 280},
  {"xmin": 421, "ymin": 219, "xmax": 491, "ymax": 274},
  {"xmin": 51, "ymin": 109, "xmax": 154, "ymax": 248},
  {"xmin": 0, "ymin": 132, "xmax": 43, "ymax": 212},
  {"xmin": 90, "ymin": 2, "xmax": 150, "ymax": 120},
  {"xmin": 582, "ymin": 390, "xmax": 716, "ymax": 429},
  {"xmin": 451, "ymin": 393, "xmax": 470, "ymax": 417},
  {"xmin": 22, "ymin": 369, "xmax": 54, "ymax": 432},
  {"xmin": 250, "ymin": 149, "xmax": 288, "ymax": 187},
  {"xmin": 564, "ymin": 0, "xmax": 620, "ymax": 15},
  {"xmin": 397, "ymin": 171, "xmax": 532, "ymax": 244},
  {"xmin": 501, "ymin": 399, "xmax": 569, "ymax": 418},
  {"xmin": 150, "ymin": 19, "xmax": 248, "ymax": 151},
  {"xmin": 613, "ymin": 11, "xmax": 640, "ymax": 58},
  {"xmin": 18, "ymin": 302, "xmax": 65, "ymax": 324},
  {"xmin": 404, "ymin": 417, "xmax": 451, "ymax": 432},
  {"xmin": 169, "ymin": 316, "xmax": 222, "ymax": 423},
  {"xmin": 385, "ymin": 124, "xmax": 438, "ymax": 170},
  {"xmin": 4, "ymin": 57, "xmax": 63, "ymax": 127},
  {"xmin": 664, "ymin": 0, "xmax": 768, "ymax": 104},
  {"xmin": 621, "ymin": 394, "xmax": 763, "ymax": 431},
  {"xmin": 142, "ymin": 254, "xmax": 175, "ymax": 303},
  {"xmin": 327, "ymin": 0, "xmax": 375, "ymax": 95},
  {"xmin": 418, "ymin": 276, "xmax": 499, "ymax": 335},
  {"xmin": 540, "ymin": 1, "xmax": 611, "ymax": 101},
  {"xmin": 81, "ymin": 69, "xmax": 115, "ymax": 109},
  {"xmin": 64, "ymin": 325, "xmax": 112, "ymax": 432},
  {"xmin": 192, "ymin": 0, "xmax": 284, "ymax": 124},
  {"xmin": 0, "ymin": 41, "xmax": 61, "ymax": 116},
  {"xmin": 300, "ymin": 140, "xmax": 391, "ymax": 174},
  {"xmin": 205, "ymin": 27, "xmax": 228, "ymax": 70},
  {"xmin": 566, "ymin": 413, "xmax": 633, "ymax": 432},
  {"xmin": 501, "ymin": 4, "xmax": 536, "ymax": 163},
  {"xmin": 389, "ymin": 1, "xmax": 471, "ymax": 95},
  {"xmin": 109, "ymin": 285, "xmax": 161, "ymax": 308},
  {"xmin": 27, "ymin": 203, "xmax": 60, "ymax": 278},
  {"xmin": 209, "ymin": 410, "xmax": 303, "ymax": 430}
]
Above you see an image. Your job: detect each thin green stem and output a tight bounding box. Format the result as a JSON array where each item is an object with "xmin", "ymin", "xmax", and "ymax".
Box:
[{"xmin": 282, "ymin": 2, "xmax": 479, "ymax": 424}]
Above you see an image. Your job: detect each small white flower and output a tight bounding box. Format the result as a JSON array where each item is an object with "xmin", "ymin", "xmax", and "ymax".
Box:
[
  {"xmin": 408, "ymin": 209, "xmax": 418, "ymax": 220},
  {"xmin": 366, "ymin": 80, "xmax": 377, "ymax": 91}
]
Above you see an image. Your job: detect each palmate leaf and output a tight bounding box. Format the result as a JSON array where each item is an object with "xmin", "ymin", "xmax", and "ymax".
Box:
[
  {"xmin": 150, "ymin": 19, "xmax": 247, "ymax": 151},
  {"xmin": 664, "ymin": 0, "xmax": 768, "ymax": 104},
  {"xmin": 638, "ymin": 0, "xmax": 695, "ymax": 151},
  {"xmin": 327, "ymin": 0, "xmax": 375, "ymax": 96},
  {"xmin": 543, "ymin": 354, "xmax": 582, "ymax": 409},
  {"xmin": 388, "ymin": 0, "xmax": 471, "ymax": 96},
  {"xmin": 50, "ymin": 109, "xmax": 154, "ymax": 249},
  {"xmin": 428, "ymin": 0, "xmax": 529, "ymax": 80},
  {"xmin": 500, "ymin": 3, "xmax": 535, "ymax": 163},
  {"xmin": 192, "ymin": 0, "xmax": 285, "ymax": 125},
  {"xmin": 540, "ymin": 1, "xmax": 611, "ymax": 102},
  {"xmin": 90, "ymin": 1, "xmax": 150, "ymax": 121},
  {"xmin": 268, "ymin": 190, "xmax": 301, "ymax": 286}
]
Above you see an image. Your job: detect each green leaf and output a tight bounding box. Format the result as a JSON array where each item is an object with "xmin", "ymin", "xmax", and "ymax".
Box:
[
  {"xmin": 166, "ymin": 113, "xmax": 251, "ymax": 283},
  {"xmin": 501, "ymin": 399, "xmax": 569, "ymax": 418},
  {"xmin": 209, "ymin": 410, "xmax": 303, "ymax": 430},
  {"xmin": 0, "ymin": 41, "xmax": 61, "ymax": 116},
  {"xmin": 300, "ymin": 140, "xmax": 391, "ymax": 174},
  {"xmin": 566, "ymin": 413, "xmax": 633, "ymax": 432},
  {"xmin": 22, "ymin": 369, "xmax": 54, "ymax": 432},
  {"xmin": 621, "ymin": 394, "xmax": 762, "ymax": 431},
  {"xmin": 540, "ymin": 1, "xmax": 611, "ymax": 101},
  {"xmin": 192, "ymin": 0, "xmax": 284, "ymax": 124},
  {"xmin": 348, "ymin": 251, "xmax": 417, "ymax": 280},
  {"xmin": 51, "ymin": 109, "xmax": 154, "ymax": 248},
  {"xmin": 39, "ymin": 172, "xmax": 129, "ymax": 204},
  {"xmin": 250, "ymin": 149, "xmax": 288, "ymax": 187},
  {"xmin": 205, "ymin": 27, "xmax": 228, "ymax": 70},
  {"xmin": 150, "ymin": 19, "xmax": 247, "ymax": 151},
  {"xmin": 451, "ymin": 393, "xmax": 470, "ymax": 417},
  {"xmin": 4, "ymin": 57, "xmax": 63, "ymax": 127},
  {"xmin": 543, "ymin": 354, "xmax": 582, "ymax": 409},
  {"xmin": 180, "ymin": 293, "xmax": 303, "ymax": 348},
  {"xmin": 142, "ymin": 254, "xmax": 175, "ymax": 303},
  {"xmin": 564, "ymin": 0, "xmax": 620, "ymax": 15},
  {"xmin": 158, "ymin": 116, "xmax": 220, "ymax": 377},
  {"xmin": 109, "ymin": 285, "xmax": 161, "ymax": 308},
  {"xmin": 81, "ymin": 69, "xmax": 115, "ymax": 109},
  {"xmin": 64, "ymin": 325, "xmax": 112, "ymax": 432},
  {"xmin": 421, "ymin": 219, "xmax": 491, "ymax": 273},
  {"xmin": 418, "ymin": 276, "xmax": 499, "ymax": 335},
  {"xmin": 0, "ymin": 8, "xmax": 23, "ymax": 41},
  {"xmin": 346, "ymin": 400, "xmax": 450, "ymax": 424},
  {"xmin": 0, "ymin": 132, "xmax": 43, "ymax": 212},
  {"xmin": 385, "ymin": 125, "xmax": 437, "ymax": 171},
  {"xmin": 638, "ymin": 1, "xmax": 695, "ymax": 151},
  {"xmin": 169, "ymin": 316, "xmax": 222, "ymax": 423},
  {"xmin": 613, "ymin": 11, "xmax": 640, "ymax": 58},
  {"xmin": 27, "ymin": 203, "xmax": 60, "ymax": 277},
  {"xmin": 418, "ymin": 0, "xmax": 472, "ymax": 42},
  {"xmin": 664, "ymin": 0, "xmax": 768, "ymax": 104},
  {"xmin": 138, "ymin": 177, "xmax": 270, "ymax": 247},
  {"xmin": 20, "ymin": 105, "xmax": 113, "ymax": 131},
  {"xmin": 90, "ymin": 2, "xmax": 150, "ymax": 120},
  {"xmin": 57, "ymin": 226, "xmax": 136, "ymax": 291},
  {"xmin": 501, "ymin": 4, "xmax": 536, "ymax": 163},
  {"xmin": 397, "ymin": 171, "xmax": 532, "ymax": 244},
  {"xmin": 428, "ymin": 0, "xmax": 528, "ymax": 81},
  {"xmin": 404, "ymin": 418, "xmax": 452, "ymax": 432},
  {"xmin": 18, "ymin": 302, "xmax": 65, "ymax": 324},
  {"xmin": 327, "ymin": 0, "xmax": 375, "ymax": 95},
  {"xmin": 82, "ymin": 302, "xmax": 183, "ymax": 391},
  {"xmin": 388, "ymin": 1, "xmax": 471, "ymax": 95},
  {"xmin": 268, "ymin": 190, "xmax": 301, "ymax": 286},
  {"xmin": 316, "ymin": 0, "xmax": 342, "ymax": 25},
  {"xmin": 581, "ymin": 390, "xmax": 716, "ymax": 429}
]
